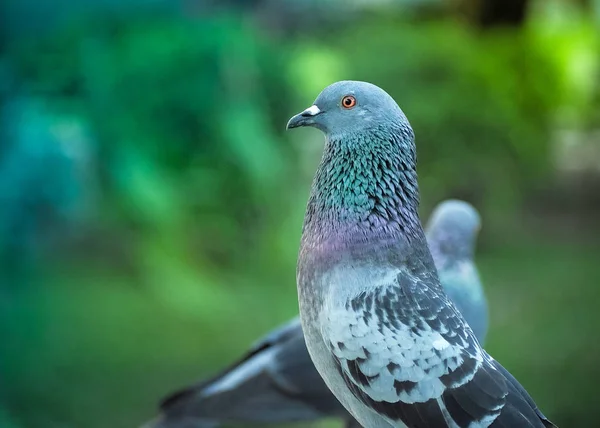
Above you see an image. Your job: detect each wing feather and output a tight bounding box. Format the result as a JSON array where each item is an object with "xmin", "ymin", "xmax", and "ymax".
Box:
[{"xmin": 322, "ymin": 269, "xmax": 552, "ymax": 428}]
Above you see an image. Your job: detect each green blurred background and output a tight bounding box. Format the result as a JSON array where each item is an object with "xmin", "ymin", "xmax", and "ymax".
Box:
[{"xmin": 1, "ymin": 0, "xmax": 599, "ymax": 427}]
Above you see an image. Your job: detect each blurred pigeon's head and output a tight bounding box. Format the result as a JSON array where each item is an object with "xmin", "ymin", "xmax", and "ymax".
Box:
[
  {"xmin": 286, "ymin": 81, "xmax": 410, "ymax": 139},
  {"xmin": 426, "ymin": 200, "xmax": 481, "ymax": 260}
]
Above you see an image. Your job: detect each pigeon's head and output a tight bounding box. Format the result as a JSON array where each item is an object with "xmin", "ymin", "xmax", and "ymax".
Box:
[
  {"xmin": 286, "ymin": 80, "xmax": 409, "ymax": 139},
  {"xmin": 426, "ymin": 200, "xmax": 481, "ymax": 259}
]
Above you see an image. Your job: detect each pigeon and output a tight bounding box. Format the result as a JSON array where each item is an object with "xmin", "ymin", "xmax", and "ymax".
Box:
[
  {"xmin": 425, "ymin": 200, "xmax": 488, "ymax": 344},
  {"xmin": 143, "ymin": 318, "xmax": 358, "ymax": 428},
  {"xmin": 144, "ymin": 199, "xmax": 488, "ymax": 428},
  {"xmin": 288, "ymin": 80, "xmax": 556, "ymax": 428}
]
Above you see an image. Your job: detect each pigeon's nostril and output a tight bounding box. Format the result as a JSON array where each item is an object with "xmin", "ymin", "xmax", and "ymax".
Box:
[{"xmin": 301, "ymin": 105, "xmax": 321, "ymax": 117}]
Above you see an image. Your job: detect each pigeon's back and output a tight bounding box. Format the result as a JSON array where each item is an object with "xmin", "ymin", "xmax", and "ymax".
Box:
[{"xmin": 145, "ymin": 318, "xmax": 352, "ymax": 428}]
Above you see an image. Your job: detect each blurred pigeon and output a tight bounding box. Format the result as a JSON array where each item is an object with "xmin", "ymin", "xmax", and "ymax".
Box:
[
  {"xmin": 289, "ymin": 81, "xmax": 556, "ymax": 427},
  {"xmin": 144, "ymin": 200, "xmax": 487, "ymax": 428},
  {"xmin": 144, "ymin": 318, "xmax": 359, "ymax": 428},
  {"xmin": 426, "ymin": 200, "xmax": 488, "ymax": 344}
]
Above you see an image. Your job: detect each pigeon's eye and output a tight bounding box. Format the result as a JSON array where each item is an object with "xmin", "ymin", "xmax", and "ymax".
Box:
[{"xmin": 341, "ymin": 95, "xmax": 356, "ymax": 109}]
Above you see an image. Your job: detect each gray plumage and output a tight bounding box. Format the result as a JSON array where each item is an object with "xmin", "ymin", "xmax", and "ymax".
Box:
[
  {"xmin": 425, "ymin": 200, "xmax": 488, "ymax": 344},
  {"xmin": 145, "ymin": 199, "xmax": 488, "ymax": 428},
  {"xmin": 290, "ymin": 81, "xmax": 555, "ymax": 428},
  {"xmin": 144, "ymin": 319, "xmax": 358, "ymax": 428}
]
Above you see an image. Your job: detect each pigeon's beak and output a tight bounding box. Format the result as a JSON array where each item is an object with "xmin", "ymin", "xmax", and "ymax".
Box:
[{"xmin": 286, "ymin": 105, "xmax": 321, "ymax": 130}]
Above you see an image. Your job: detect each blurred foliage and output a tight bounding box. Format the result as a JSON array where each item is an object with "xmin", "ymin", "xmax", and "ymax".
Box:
[
  {"xmin": 7, "ymin": 13, "xmax": 307, "ymax": 307},
  {"xmin": 1, "ymin": 1, "xmax": 599, "ymax": 427},
  {"xmin": 319, "ymin": 17, "xmax": 560, "ymax": 221}
]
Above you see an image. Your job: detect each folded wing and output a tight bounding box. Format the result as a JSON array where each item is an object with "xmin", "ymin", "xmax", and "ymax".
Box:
[{"xmin": 323, "ymin": 268, "xmax": 554, "ymax": 428}]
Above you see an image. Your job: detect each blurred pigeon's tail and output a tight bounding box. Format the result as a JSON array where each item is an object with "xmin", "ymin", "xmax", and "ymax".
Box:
[
  {"xmin": 144, "ymin": 318, "xmax": 344, "ymax": 427},
  {"xmin": 345, "ymin": 418, "xmax": 364, "ymax": 428},
  {"xmin": 152, "ymin": 357, "xmax": 326, "ymax": 425},
  {"xmin": 539, "ymin": 413, "xmax": 558, "ymax": 428}
]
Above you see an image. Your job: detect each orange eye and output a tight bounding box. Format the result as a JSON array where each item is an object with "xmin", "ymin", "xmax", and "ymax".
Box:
[{"xmin": 341, "ymin": 95, "xmax": 356, "ymax": 109}]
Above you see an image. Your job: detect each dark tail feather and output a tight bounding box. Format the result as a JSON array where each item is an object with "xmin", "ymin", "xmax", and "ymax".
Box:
[
  {"xmin": 491, "ymin": 360, "xmax": 558, "ymax": 428},
  {"xmin": 145, "ymin": 318, "xmax": 346, "ymax": 427},
  {"xmin": 152, "ymin": 368, "xmax": 326, "ymax": 426},
  {"xmin": 345, "ymin": 418, "xmax": 364, "ymax": 428}
]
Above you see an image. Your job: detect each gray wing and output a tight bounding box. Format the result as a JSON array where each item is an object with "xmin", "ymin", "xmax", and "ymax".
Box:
[
  {"xmin": 438, "ymin": 261, "xmax": 488, "ymax": 345},
  {"xmin": 149, "ymin": 317, "xmax": 353, "ymax": 427},
  {"xmin": 323, "ymin": 268, "xmax": 555, "ymax": 428}
]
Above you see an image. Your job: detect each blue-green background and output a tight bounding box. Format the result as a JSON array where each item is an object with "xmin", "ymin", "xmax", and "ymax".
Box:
[{"xmin": 1, "ymin": 0, "xmax": 599, "ymax": 427}]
